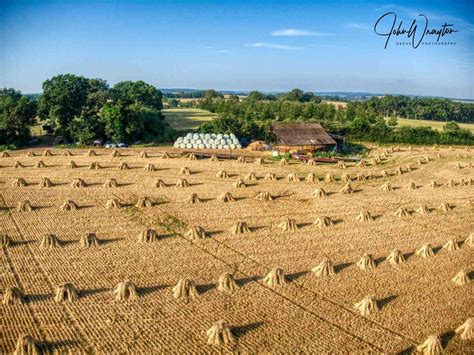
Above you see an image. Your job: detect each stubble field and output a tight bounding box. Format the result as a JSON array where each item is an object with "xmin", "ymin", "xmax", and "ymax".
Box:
[{"xmin": 1, "ymin": 145, "xmax": 473, "ymax": 353}]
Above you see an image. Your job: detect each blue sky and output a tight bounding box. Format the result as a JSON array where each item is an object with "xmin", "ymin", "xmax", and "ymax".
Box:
[{"xmin": 0, "ymin": 0, "xmax": 473, "ymax": 98}]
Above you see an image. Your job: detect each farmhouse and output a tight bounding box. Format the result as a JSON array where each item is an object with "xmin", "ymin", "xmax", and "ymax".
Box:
[{"xmin": 270, "ymin": 122, "xmax": 337, "ymax": 152}]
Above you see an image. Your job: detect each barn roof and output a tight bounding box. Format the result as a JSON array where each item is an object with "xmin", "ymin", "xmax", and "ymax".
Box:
[{"xmin": 270, "ymin": 123, "xmax": 337, "ymax": 146}]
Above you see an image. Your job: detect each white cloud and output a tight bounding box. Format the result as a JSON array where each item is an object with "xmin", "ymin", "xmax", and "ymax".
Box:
[
  {"xmin": 344, "ymin": 23, "xmax": 372, "ymax": 31},
  {"xmin": 214, "ymin": 49, "xmax": 231, "ymax": 54},
  {"xmin": 244, "ymin": 42, "xmax": 303, "ymax": 50},
  {"xmin": 270, "ymin": 28, "xmax": 327, "ymax": 37}
]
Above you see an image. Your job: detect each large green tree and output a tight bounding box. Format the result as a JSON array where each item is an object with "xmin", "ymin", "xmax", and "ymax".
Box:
[
  {"xmin": 0, "ymin": 88, "xmax": 37, "ymax": 146},
  {"xmin": 111, "ymin": 80, "xmax": 163, "ymax": 110},
  {"xmin": 70, "ymin": 79, "xmax": 111, "ymax": 144},
  {"xmin": 38, "ymin": 74, "xmax": 92, "ymax": 140},
  {"xmin": 281, "ymin": 89, "xmax": 321, "ymax": 103},
  {"xmin": 246, "ymin": 91, "xmax": 266, "ymax": 101},
  {"xmin": 203, "ymin": 89, "xmax": 223, "ymax": 99},
  {"xmin": 99, "ymin": 80, "xmax": 167, "ymax": 143}
]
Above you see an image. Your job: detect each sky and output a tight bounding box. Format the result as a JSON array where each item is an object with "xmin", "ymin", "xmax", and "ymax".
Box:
[{"xmin": 0, "ymin": 0, "xmax": 473, "ymax": 99}]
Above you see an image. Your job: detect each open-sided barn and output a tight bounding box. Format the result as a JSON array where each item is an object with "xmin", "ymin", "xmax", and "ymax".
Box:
[{"xmin": 270, "ymin": 123, "xmax": 337, "ymax": 152}]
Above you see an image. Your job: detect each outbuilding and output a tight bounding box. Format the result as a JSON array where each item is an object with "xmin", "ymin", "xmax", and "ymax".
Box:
[{"xmin": 270, "ymin": 123, "xmax": 337, "ymax": 153}]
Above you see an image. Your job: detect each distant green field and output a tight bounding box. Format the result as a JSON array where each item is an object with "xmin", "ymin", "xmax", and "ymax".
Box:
[
  {"xmin": 387, "ymin": 117, "xmax": 474, "ymax": 133},
  {"xmin": 162, "ymin": 108, "xmax": 216, "ymax": 130}
]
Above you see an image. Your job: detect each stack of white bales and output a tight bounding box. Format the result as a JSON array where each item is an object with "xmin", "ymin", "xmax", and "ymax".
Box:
[{"xmin": 174, "ymin": 133, "xmax": 242, "ymax": 149}]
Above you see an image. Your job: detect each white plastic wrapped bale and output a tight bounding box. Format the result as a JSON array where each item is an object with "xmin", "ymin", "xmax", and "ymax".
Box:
[{"xmin": 174, "ymin": 133, "xmax": 241, "ymax": 150}]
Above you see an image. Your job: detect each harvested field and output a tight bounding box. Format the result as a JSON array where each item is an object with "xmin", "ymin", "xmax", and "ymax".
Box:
[
  {"xmin": 0, "ymin": 145, "xmax": 473, "ymax": 353},
  {"xmin": 162, "ymin": 108, "xmax": 216, "ymax": 130}
]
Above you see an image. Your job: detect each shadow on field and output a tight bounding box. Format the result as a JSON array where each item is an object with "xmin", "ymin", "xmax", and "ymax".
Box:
[
  {"xmin": 377, "ymin": 295, "xmax": 397, "ymax": 309},
  {"xmin": 52, "ymin": 182, "xmax": 69, "ymax": 187},
  {"xmin": 233, "ymin": 196, "xmax": 247, "ymax": 202},
  {"xmin": 85, "ymin": 182, "xmax": 104, "ymax": 187},
  {"xmin": 232, "ymin": 322, "xmax": 264, "ymax": 338},
  {"xmin": 297, "ymin": 222, "xmax": 313, "ymax": 229},
  {"xmin": 139, "ymin": 284, "xmax": 170, "ymax": 296},
  {"xmin": 78, "ymin": 205, "xmax": 95, "ymax": 210},
  {"xmin": 188, "ymin": 182, "xmax": 203, "ymax": 187},
  {"xmin": 374, "ymin": 256, "xmax": 386, "ymax": 266},
  {"xmin": 440, "ymin": 330, "xmax": 456, "ymax": 348},
  {"xmin": 403, "ymin": 251, "xmax": 415, "ymax": 261},
  {"xmin": 250, "ymin": 225, "xmax": 267, "ymax": 232},
  {"xmin": 334, "ymin": 262, "xmax": 353, "ymax": 273},
  {"xmin": 27, "ymin": 293, "xmax": 52, "ymax": 303},
  {"xmin": 81, "ymin": 287, "xmax": 110, "ymax": 298},
  {"xmin": 9, "ymin": 240, "xmax": 36, "ymax": 247},
  {"xmin": 45, "ymin": 339, "xmax": 82, "ymax": 351},
  {"xmin": 236, "ymin": 275, "xmax": 260, "ymax": 287},
  {"xmin": 158, "ymin": 233, "xmax": 176, "ymax": 241},
  {"xmin": 207, "ymin": 230, "xmax": 224, "ymax": 237},
  {"xmin": 117, "ymin": 182, "xmax": 135, "ymax": 187},
  {"xmin": 100, "ymin": 238, "xmax": 125, "ymax": 245},
  {"xmin": 196, "ymin": 282, "xmax": 215, "ymax": 294},
  {"xmin": 286, "ymin": 270, "xmax": 308, "ymax": 282},
  {"xmin": 30, "ymin": 205, "xmax": 55, "ymax": 210},
  {"xmin": 199, "ymin": 197, "xmax": 214, "ymax": 203}
]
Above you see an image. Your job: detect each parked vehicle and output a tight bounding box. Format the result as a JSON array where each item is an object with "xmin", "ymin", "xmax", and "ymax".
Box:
[{"xmin": 92, "ymin": 139, "xmax": 103, "ymax": 147}]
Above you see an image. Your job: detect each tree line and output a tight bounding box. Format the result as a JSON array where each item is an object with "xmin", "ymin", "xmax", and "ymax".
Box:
[
  {"xmin": 351, "ymin": 96, "xmax": 474, "ymax": 123},
  {"xmin": 1, "ymin": 82, "xmax": 473, "ymax": 148},
  {"xmin": 196, "ymin": 90, "xmax": 474, "ymax": 145}
]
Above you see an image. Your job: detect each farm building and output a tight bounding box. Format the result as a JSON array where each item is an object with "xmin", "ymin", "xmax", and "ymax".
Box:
[{"xmin": 270, "ymin": 123, "xmax": 337, "ymax": 152}]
